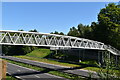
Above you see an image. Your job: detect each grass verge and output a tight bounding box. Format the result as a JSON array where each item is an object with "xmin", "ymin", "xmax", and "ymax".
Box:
[
  {"xmin": 26, "ymin": 49, "xmax": 51, "ymax": 58},
  {"xmin": 14, "ymin": 48, "xmax": 81, "ymax": 67},
  {"xmin": 6, "ymin": 74, "xmax": 18, "ymax": 80},
  {"xmin": 14, "ymin": 56, "xmax": 80, "ymax": 67},
  {"xmin": 82, "ymin": 67, "xmax": 120, "ymax": 77}
]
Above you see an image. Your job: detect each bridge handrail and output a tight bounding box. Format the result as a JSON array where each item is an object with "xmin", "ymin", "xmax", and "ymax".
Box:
[
  {"xmin": 0, "ymin": 30, "xmax": 104, "ymax": 44},
  {"xmin": 106, "ymin": 45, "xmax": 120, "ymax": 55}
]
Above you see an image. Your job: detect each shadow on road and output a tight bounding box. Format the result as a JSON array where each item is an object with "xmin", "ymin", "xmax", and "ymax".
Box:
[{"xmin": 12, "ymin": 69, "xmax": 51, "ymax": 76}]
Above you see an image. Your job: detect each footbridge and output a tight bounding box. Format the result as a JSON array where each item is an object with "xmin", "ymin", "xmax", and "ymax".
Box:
[{"xmin": 0, "ymin": 30, "xmax": 120, "ymax": 56}]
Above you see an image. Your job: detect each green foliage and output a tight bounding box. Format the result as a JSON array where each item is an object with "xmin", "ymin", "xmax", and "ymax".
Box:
[
  {"xmin": 6, "ymin": 75, "xmax": 17, "ymax": 80},
  {"xmin": 29, "ymin": 29, "xmax": 38, "ymax": 32},
  {"xmin": 18, "ymin": 29, "xmax": 24, "ymax": 31},
  {"xmin": 26, "ymin": 48, "xmax": 51, "ymax": 58},
  {"xmin": 77, "ymin": 24, "xmax": 92, "ymax": 39},
  {"xmin": 80, "ymin": 60, "xmax": 97, "ymax": 66},
  {"xmin": 3, "ymin": 45, "xmax": 24, "ymax": 55},
  {"xmin": 67, "ymin": 27, "xmax": 79, "ymax": 37},
  {"xmin": 49, "ymin": 50, "xmax": 79, "ymax": 62},
  {"xmin": 2, "ymin": 45, "xmax": 38, "ymax": 56},
  {"xmin": 59, "ymin": 32, "xmax": 64, "ymax": 35},
  {"xmin": 97, "ymin": 52, "xmax": 120, "ymax": 79},
  {"xmin": 51, "ymin": 31, "xmax": 64, "ymax": 35},
  {"xmin": 67, "ymin": 24, "xmax": 92, "ymax": 38},
  {"xmin": 91, "ymin": 3, "xmax": 120, "ymax": 50},
  {"xmin": 22, "ymin": 46, "xmax": 33, "ymax": 54}
]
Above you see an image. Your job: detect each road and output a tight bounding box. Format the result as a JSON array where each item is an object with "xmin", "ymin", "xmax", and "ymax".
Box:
[
  {"xmin": 2, "ymin": 56, "xmax": 99, "ymax": 78},
  {"xmin": 7, "ymin": 63, "xmax": 67, "ymax": 80}
]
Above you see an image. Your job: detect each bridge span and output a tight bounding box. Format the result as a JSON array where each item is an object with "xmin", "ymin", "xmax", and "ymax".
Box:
[{"xmin": 0, "ymin": 30, "xmax": 120, "ymax": 56}]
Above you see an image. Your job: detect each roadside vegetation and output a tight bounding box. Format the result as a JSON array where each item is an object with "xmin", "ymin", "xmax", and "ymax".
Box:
[
  {"xmin": 26, "ymin": 48, "xmax": 51, "ymax": 58},
  {"xmin": 14, "ymin": 48, "xmax": 81, "ymax": 67},
  {"xmin": 6, "ymin": 74, "xmax": 18, "ymax": 80}
]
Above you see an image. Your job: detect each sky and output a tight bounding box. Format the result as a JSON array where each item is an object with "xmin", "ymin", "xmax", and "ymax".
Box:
[{"xmin": 2, "ymin": 2, "xmax": 117, "ymax": 34}]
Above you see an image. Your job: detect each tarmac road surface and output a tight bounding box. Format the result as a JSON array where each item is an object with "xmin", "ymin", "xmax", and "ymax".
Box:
[
  {"xmin": 2, "ymin": 56, "xmax": 99, "ymax": 78},
  {"xmin": 7, "ymin": 63, "xmax": 68, "ymax": 80}
]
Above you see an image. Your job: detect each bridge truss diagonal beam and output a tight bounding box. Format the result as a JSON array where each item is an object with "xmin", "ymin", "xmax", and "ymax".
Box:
[{"xmin": 0, "ymin": 30, "xmax": 120, "ymax": 56}]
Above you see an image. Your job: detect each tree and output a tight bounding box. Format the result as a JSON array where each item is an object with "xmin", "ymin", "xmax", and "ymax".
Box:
[
  {"xmin": 50, "ymin": 31, "xmax": 64, "ymax": 35},
  {"xmin": 54, "ymin": 31, "xmax": 59, "ymax": 34},
  {"xmin": 67, "ymin": 24, "xmax": 92, "ymax": 39},
  {"xmin": 29, "ymin": 29, "xmax": 38, "ymax": 32},
  {"xmin": 77, "ymin": 24, "xmax": 92, "ymax": 39},
  {"xmin": 59, "ymin": 32, "xmax": 64, "ymax": 35},
  {"xmin": 67, "ymin": 27, "xmax": 79, "ymax": 37},
  {"xmin": 18, "ymin": 29, "xmax": 24, "ymax": 31},
  {"xmin": 91, "ymin": 3, "xmax": 120, "ymax": 50}
]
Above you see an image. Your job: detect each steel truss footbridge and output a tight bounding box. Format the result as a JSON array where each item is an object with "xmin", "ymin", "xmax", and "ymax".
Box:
[{"xmin": 0, "ymin": 30, "xmax": 120, "ymax": 56}]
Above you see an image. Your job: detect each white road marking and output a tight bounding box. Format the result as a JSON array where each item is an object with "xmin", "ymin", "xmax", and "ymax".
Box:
[
  {"xmin": 17, "ymin": 70, "xmax": 21, "ymax": 72},
  {"xmin": 15, "ymin": 76, "xmax": 22, "ymax": 79},
  {"xmin": 45, "ymin": 73, "xmax": 64, "ymax": 78},
  {"xmin": 8, "ymin": 63, "xmax": 65, "ymax": 79},
  {"xmin": 7, "ymin": 72, "xmax": 24, "ymax": 80},
  {"xmin": 79, "ymin": 69, "xmax": 96, "ymax": 73},
  {"xmin": 35, "ymin": 75, "xmax": 40, "ymax": 78}
]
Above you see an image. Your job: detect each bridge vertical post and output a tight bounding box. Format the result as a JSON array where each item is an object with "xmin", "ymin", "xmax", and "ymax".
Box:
[
  {"xmin": 101, "ymin": 51, "xmax": 104, "ymax": 64},
  {"xmin": 98, "ymin": 51, "xmax": 100, "ymax": 65},
  {"xmin": 82, "ymin": 49, "xmax": 85, "ymax": 61},
  {"xmin": 56, "ymin": 50, "xmax": 57, "ymax": 54},
  {"xmin": 108, "ymin": 51, "xmax": 111, "ymax": 64},
  {"xmin": 78, "ymin": 49, "xmax": 81, "ymax": 62},
  {"xmin": 115, "ymin": 55, "xmax": 118, "ymax": 67},
  {"xmin": 78, "ymin": 50, "xmax": 80, "ymax": 62}
]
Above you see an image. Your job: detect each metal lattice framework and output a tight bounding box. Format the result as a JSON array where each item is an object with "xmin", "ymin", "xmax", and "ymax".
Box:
[{"xmin": 0, "ymin": 30, "xmax": 120, "ymax": 56}]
